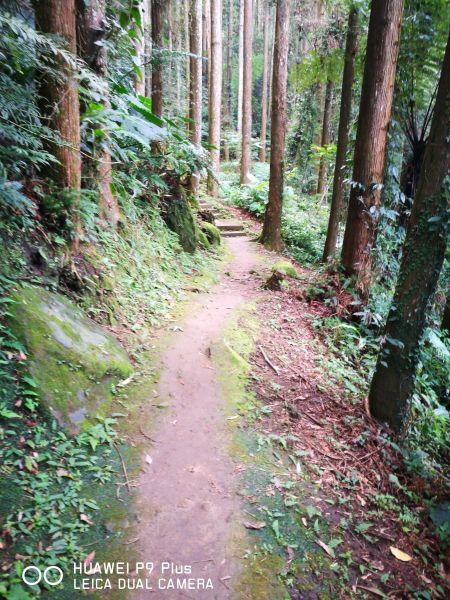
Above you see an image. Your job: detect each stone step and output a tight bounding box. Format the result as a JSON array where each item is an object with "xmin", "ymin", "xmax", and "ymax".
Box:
[
  {"xmin": 215, "ymin": 219, "xmax": 244, "ymax": 231},
  {"xmin": 221, "ymin": 230, "xmax": 247, "ymax": 237}
]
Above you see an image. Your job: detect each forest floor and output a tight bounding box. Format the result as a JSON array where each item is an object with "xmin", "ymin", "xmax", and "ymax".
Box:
[{"xmin": 126, "ymin": 205, "xmax": 447, "ymax": 599}]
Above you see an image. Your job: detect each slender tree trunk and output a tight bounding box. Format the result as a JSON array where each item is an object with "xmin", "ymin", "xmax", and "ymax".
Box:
[
  {"xmin": 151, "ymin": 0, "xmax": 164, "ymax": 117},
  {"xmin": 207, "ymin": 0, "xmax": 223, "ymax": 196},
  {"xmin": 145, "ymin": 0, "xmax": 152, "ymax": 97},
  {"xmin": 341, "ymin": 0, "xmax": 404, "ymax": 291},
  {"xmin": 316, "ymin": 78, "xmax": 334, "ymax": 198},
  {"xmin": 260, "ymin": 0, "xmax": 291, "ymax": 250},
  {"xmin": 184, "ymin": 0, "xmax": 190, "ymax": 117},
  {"xmin": 223, "ymin": 0, "xmax": 233, "ymax": 129},
  {"xmin": 237, "ymin": 0, "xmax": 244, "ymax": 133},
  {"xmin": 240, "ymin": 0, "xmax": 253, "ymax": 184},
  {"xmin": 189, "ymin": 0, "xmax": 203, "ymax": 193},
  {"xmin": 134, "ymin": 1, "xmax": 147, "ymax": 95},
  {"xmin": 175, "ymin": 0, "xmax": 182, "ymax": 112},
  {"xmin": 267, "ymin": 12, "xmax": 274, "ymax": 132},
  {"xmin": 368, "ymin": 29, "xmax": 450, "ymax": 432},
  {"xmin": 76, "ymin": 0, "xmax": 120, "ymax": 228},
  {"xmin": 259, "ymin": 0, "xmax": 269, "ymax": 162},
  {"xmin": 442, "ymin": 297, "xmax": 450, "ymax": 333},
  {"xmin": 323, "ymin": 7, "xmax": 359, "ymax": 261},
  {"xmin": 34, "ymin": 0, "xmax": 81, "ymax": 249}
]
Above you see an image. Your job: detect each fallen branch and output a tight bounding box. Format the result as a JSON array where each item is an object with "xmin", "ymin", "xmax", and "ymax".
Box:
[
  {"xmin": 258, "ymin": 345, "xmax": 280, "ymax": 375},
  {"xmin": 113, "ymin": 443, "xmax": 131, "ymax": 493},
  {"xmin": 139, "ymin": 426, "xmax": 158, "ymax": 444}
]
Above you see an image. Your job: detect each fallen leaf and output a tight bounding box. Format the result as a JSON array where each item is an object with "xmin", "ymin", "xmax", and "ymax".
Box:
[
  {"xmin": 315, "ymin": 539, "xmax": 335, "ymax": 558},
  {"xmin": 390, "ymin": 546, "xmax": 413, "ymax": 562},
  {"xmin": 56, "ymin": 468, "xmax": 70, "ymax": 478},
  {"xmin": 243, "ymin": 521, "xmax": 266, "ymax": 530},
  {"xmin": 118, "ymin": 374, "xmax": 134, "ymax": 388},
  {"xmin": 83, "ymin": 550, "xmax": 95, "ymax": 567},
  {"xmin": 80, "ymin": 514, "xmax": 93, "ymax": 525}
]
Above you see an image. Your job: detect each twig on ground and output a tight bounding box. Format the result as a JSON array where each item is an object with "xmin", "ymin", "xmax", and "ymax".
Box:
[
  {"xmin": 114, "ymin": 443, "xmax": 131, "ymax": 493},
  {"xmin": 258, "ymin": 345, "xmax": 280, "ymax": 375}
]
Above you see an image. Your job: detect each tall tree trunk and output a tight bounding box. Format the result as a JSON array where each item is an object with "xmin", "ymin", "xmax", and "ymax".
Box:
[
  {"xmin": 76, "ymin": 0, "xmax": 120, "ymax": 228},
  {"xmin": 175, "ymin": 0, "xmax": 182, "ymax": 111},
  {"xmin": 316, "ymin": 78, "xmax": 334, "ymax": 198},
  {"xmin": 237, "ymin": 0, "xmax": 244, "ymax": 133},
  {"xmin": 240, "ymin": 0, "xmax": 253, "ymax": 184},
  {"xmin": 267, "ymin": 11, "xmax": 274, "ymax": 132},
  {"xmin": 259, "ymin": 0, "xmax": 269, "ymax": 162},
  {"xmin": 189, "ymin": 0, "xmax": 203, "ymax": 193},
  {"xmin": 207, "ymin": 0, "xmax": 223, "ymax": 196},
  {"xmin": 323, "ymin": 7, "xmax": 359, "ymax": 261},
  {"xmin": 34, "ymin": 0, "xmax": 81, "ymax": 249},
  {"xmin": 223, "ymin": 0, "xmax": 233, "ymax": 129},
  {"xmin": 151, "ymin": 0, "xmax": 164, "ymax": 117},
  {"xmin": 442, "ymin": 297, "xmax": 450, "ymax": 333},
  {"xmin": 260, "ymin": 0, "xmax": 291, "ymax": 250},
  {"xmin": 145, "ymin": 0, "xmax": 152, "ymax": 97},
  {"xmin": 184, "ymin": 0, "xmax": 190, "ymax": 117},
  {"xmin": 341, "ymin": 0, "xmax": 403, "ymax": 291},
  {"xmin": 368, "ymin": 29, "xmax": 450, "ymax": 432},
  {"xmin": 134, "ymin": 1, "xmax": 147, "ymax": 95}
]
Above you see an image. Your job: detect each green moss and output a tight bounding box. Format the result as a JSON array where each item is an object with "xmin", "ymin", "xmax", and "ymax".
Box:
[
  {"xmin": 8, "ymin": 285, "xmax": 132, "ymax": 430},
  {"xmin": 201, "ymin": 221, "xmax": 222, "ymax": 246},
  {"xmin": 162, "ymin": 194, "xmax": 199, "ymax": 253},
  {"xmin": 272, "ymin": 260, "xmax": 298, "ymax": 278},
  {"xmin": 198, "ymin": 229, "xmax": 211, "ymax": 249}
]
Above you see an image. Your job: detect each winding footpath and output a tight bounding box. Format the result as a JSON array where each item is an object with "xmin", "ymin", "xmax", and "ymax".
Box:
[{"xmin": 133, "ymin": 236, "xmax": 263, "ymax": 599}]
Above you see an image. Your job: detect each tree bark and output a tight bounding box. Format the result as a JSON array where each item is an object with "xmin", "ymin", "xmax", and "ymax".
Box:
[
  {"xmin": 184, "ymin": 0, "xmax": 190, "ymax": 117},
  {"xmin": 76, "ymin": 0, "xmax": 120, "ymax": 228},
  {"xmin": 237, "ymin": 0, "xmax": 244, "ymax": 133},
  {"xmin": 442, "ymin": 297, "xmax": 450, "ymax": 333},
  {"xmin": 240, "ymin": 0, "xmax": 253, "ymax": 184},
  {"xmin": 259, "ymin": 0, "xmax": 269, "ymax": 162},
  {"xmin": 260, "ymin": 0, "xmax": 291, "ymax": 250},
  {"xmin": 189, "ymin": 0, "xmax": 203, "ymax": 193},
  {"xmin": 134, "ymin": 1, "xmax": 147, "ymax": 95},
  {"xmin": 341, "ymin": 0, "xmax": 403, "ymax": 291},
  {"xmin": 207, "ymin": 0, "xmax": 223, "ymax": 196},
  {"xmin": 368, "ymin": 29, "xmax": 450, "ymax": 432},
  {"xmin": 34, "ymin": 0, "xmax": 81, "ymax": 249},
  {"xmin": 223, "ymin": 0, "xmax": 233, "ymax": 129},
  {"xmin": 175, "ymin": 0, "xmax": 182, "ymax": 112},
  {"xmin": 322, "ymin": 7, "xmax": 359, "ymax": 261},
  {"xmin": 316, "ymin": 78, "xmax": 334, "ymax": 199},
  {"xmin": 145, "ymin": 0, "xmax": 152, "ymax": 97},
  {"xmin": 151, "ymin": 0, "xmax": 164, "ymax": 117}
]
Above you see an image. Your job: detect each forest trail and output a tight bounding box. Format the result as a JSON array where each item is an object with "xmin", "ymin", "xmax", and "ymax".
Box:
[{"xmin": 133, "ymin": 236, "xmax": 264, "ymax": 599}]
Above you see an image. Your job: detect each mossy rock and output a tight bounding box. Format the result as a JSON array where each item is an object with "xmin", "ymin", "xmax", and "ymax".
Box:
[
  {"xmin": 9, "ymin": 285, "xmax": 133, "ymax": 431},
  {"xmin": 264, "ymin": 261, "xmax": 298, "ymax": 291},
  {"xmin": 198, "ymin": 230, "xmax": 211, "ymax": 250},
  {"xmin": 161, "ymin": 187, "xmax": 199, "ymax": 253},
  {"xmin": 201, "ymin": 222, "xmax": 221, "ymax": 246},
  {"xmin": 271, "ymin": 260, "xmax": 298, "ymax": 278}
]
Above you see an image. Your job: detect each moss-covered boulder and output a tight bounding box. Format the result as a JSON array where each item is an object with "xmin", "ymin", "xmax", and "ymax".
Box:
[
  {"xmin": 198, "ymin": 230, "xmax": 211, "ymax": 250},
  {"xmin": 161, "ymin": 182, "xmax": 199, "ymax": 253},
  {"xmin": 264, "ymin": 261, "xmax": 298, "ymax": 291},
  {"xmin": 202, "ymin": 222, "xmax": 221, "ymax": 246},
  {"xmin": 271, "ymin": 260, "xmax": 298, "ymax": 278},
  {"xmin": 9, "ymin": 285, "xmax": 133, "ymax": 431}
]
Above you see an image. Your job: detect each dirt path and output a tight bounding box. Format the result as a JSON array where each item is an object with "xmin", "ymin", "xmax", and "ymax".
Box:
[{"xmin": 133, "ymin": 237, "xmax": 263, "ymax": 599}]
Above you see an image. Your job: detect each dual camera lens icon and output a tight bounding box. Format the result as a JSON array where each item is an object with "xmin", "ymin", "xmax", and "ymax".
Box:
[{"xmin": 22, "ymin": 565, "xmax": 64, "ymax": 586}]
